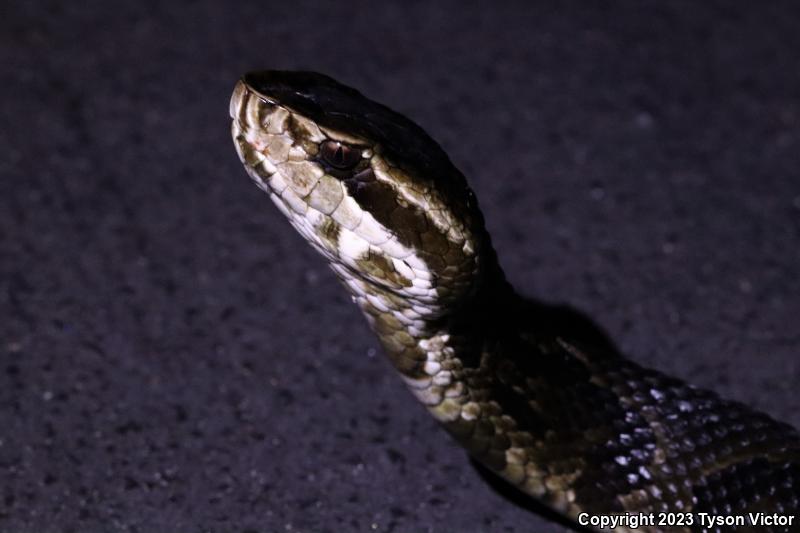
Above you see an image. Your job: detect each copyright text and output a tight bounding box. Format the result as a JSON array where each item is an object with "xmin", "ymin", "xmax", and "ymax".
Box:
[{"xmin": 578, "ymin": 511, "xmax": 795, "ymax": 529}]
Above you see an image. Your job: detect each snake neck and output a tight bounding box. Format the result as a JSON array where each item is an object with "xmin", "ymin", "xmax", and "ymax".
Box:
[{"xmin": 330, "ymin": 235, "xmax": 515, "ymax": 420}]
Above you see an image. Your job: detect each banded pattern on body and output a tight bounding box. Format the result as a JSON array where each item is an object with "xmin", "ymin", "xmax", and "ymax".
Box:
[{"xmin": 229, "ymin": 71, "xmax": 800, "ymax": 532}]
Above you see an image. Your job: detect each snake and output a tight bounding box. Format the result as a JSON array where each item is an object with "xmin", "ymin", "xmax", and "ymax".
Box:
[{"xmin": 228, "ymin": 70, "xmax": 800, "ymax": 532}]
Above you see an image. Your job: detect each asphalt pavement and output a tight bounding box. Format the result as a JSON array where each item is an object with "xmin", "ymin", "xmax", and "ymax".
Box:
[{"xmin": 2, "ymin": 2, "xmax": 799, "ymax": 532}]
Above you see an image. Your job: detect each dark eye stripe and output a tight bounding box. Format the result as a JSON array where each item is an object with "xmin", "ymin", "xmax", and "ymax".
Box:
[{"xmin": 344, "ymin": 177, "xmax": 429, "ymax": 252}]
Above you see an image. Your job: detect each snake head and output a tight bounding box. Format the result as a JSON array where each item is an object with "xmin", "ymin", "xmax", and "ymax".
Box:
[{"xmin": 230, "ymin": 71, "xmax": 487, "ymax": 315}]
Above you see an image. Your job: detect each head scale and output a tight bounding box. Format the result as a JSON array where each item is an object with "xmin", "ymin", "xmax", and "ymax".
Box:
[{"xmin": 230, "ymin": 71, "xmax": 487, "ymax": 317}]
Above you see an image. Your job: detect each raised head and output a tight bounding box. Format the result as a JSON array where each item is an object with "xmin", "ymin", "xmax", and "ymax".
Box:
[{"xmin": 230, "ymin": 71, "xmax": 492, "ymax": 319}]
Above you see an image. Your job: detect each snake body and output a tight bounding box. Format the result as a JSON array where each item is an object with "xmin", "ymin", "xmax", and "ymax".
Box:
[{"xmin": 229, "ymin": 71, "xmax": 800, "ymax": 532}]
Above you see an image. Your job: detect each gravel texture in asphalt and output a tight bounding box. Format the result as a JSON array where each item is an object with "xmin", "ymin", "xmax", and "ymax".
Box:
[{"xmin": 2, "ymin": 2, "xmax": 799, "ymax": 532}]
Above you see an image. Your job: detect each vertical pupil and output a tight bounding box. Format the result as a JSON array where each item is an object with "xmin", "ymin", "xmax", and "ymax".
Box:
[{"xmin": 322, "ymin": 141, "xmax": 358, "ymax": 170}]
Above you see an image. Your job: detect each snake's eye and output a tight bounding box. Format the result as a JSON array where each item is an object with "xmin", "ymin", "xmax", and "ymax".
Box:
[{"xmin": 320, "ymin": 140, "xmax": 361, "ymax": 170}]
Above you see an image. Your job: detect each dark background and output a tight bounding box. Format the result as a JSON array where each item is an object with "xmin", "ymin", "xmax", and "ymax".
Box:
[{"xmin": 2, "ymin": 1, "xmax": 799, "ymax": 532}]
